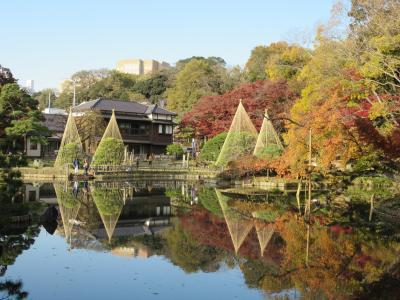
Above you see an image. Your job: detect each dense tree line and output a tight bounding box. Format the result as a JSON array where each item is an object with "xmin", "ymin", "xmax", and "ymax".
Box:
[
  {"xmin": 30, "ymin": 0, "xmax": 400, "ymax": 175},
  {"xmin": 183, "ymin": 0, "xmax": 400, "ymax": 176},
  {"xmin": 0, "ymin": 66, "xmax": 48, "ymax": 164}
]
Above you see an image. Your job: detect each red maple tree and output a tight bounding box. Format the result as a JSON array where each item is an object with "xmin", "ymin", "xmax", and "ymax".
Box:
[{"xmin": 182, "ymin": 80, "xmax": 296, "ymax": 138}]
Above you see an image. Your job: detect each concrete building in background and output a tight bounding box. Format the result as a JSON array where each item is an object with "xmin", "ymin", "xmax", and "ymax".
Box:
[
  {"xmin": 25, "ymin": 79, "xmax": 34, "ymax": 94},
  {"xmin": 116, "ymin": 59, "xmax": 170, "ymax": 75}
]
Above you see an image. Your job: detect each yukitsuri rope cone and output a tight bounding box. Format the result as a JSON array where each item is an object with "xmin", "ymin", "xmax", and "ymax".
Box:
[
  {"xmin": 92, "ymin": 187, "xmax": 124, "ymax": 242},
  {"xmin": 54, "ymin": 183, "xmax": 81, "ymax": 244},
  {"xmin": 216, "ymin": 190, "xmax": 253, "ymax": 254},
  {"xmin": 253, "ymin": 109, "xmax": 283, "ymax": 159},
  {"xmin": 252, "ymin": 212, "xmax": 275, "ymax": 257},
  {"xmin": 54, "ymin": 109, "xmax": 83, "ymax": 167},
  {"xmin": 91, "ymin": 110, "xmax": 125, "ymax": 166},
  {"xmin": 216, "ymin": 100, "xmax": 258, "ymax": 166}
]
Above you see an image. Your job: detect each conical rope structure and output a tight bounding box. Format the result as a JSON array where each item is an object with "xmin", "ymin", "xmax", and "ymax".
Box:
[
  {"xmin": 92, "ymin": 110, "xmax": 125, "ymax": 166},
  {"xmin": 253, "ymin": 109, "xmax": 283, "ymax": 159},
  {"xmin": 216, "ymin": 100, "xmax": 258, "ymax": 166},
  {"xmin": 252, "ymin": 212, "xmax": 275, "ymax": 257},
  {"xmin": 92, "ymin": 186, "xmax": 124, "ymax": 242},
  {"xmin": 54, "ymin": 109, "xmax": 84, "ymax": 167},
  {"xmin": 54, "ymin": 182, "xmax": 81, "ymax": 244},
  {"xmin": 216, "ymin": 190, "xmax": 253, "ymax": 254}
]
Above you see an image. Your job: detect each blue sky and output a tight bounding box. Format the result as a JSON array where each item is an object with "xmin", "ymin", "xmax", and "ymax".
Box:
[{"xmin": 2, "ymin": 0, "xmax": 339, "ymax": 90}]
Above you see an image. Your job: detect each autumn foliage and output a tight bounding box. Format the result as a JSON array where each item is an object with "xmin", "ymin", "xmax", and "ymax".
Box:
[{"xmin": 182, "ymin": 80, "xmax": 295, "ymax": 138}]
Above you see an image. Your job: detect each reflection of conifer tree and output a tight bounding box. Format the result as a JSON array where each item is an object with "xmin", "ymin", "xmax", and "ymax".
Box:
[
  {"xmin": 252, "ymin": 215, "xmax": 275, "ymax": 257},
  {"xmin": 92, "ymin": 187, "xmax": 124, "ymax": 242},
  {"xmin": 54, "ymin": 183, "xmax": 81, "ymax": 245},
  {"xmin": 216, "ymin": 190, "xmax": 253, "ymax": 254}
]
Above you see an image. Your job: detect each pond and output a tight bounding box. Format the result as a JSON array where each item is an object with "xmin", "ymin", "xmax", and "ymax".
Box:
[{"xmin": 0, "ymin": 180, "xmax": 399, "ymax": 299}]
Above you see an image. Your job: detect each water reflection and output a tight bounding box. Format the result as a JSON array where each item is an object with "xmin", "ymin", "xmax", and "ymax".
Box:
[{"xmin": 0, "ymin": 181, "xmax": 399, "ymax": 299}]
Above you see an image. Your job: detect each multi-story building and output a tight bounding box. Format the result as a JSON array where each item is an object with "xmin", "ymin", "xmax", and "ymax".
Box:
[
  {"xmin": 25, "ymin": 99, "xmax": 176, "ymax": 158},
  {"xmin": 73, "ymin": 98, "xmax": 176, "ymax": 155},
  {"xmin": 116, "ymin": 59, "xmax": 144, "ymax": 75},
  {"xmin": 116, "ymin": 59, "xmax": 170, "ymax": 75}
]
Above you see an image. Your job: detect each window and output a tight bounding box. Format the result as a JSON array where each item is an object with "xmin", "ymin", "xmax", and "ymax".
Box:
[
  {"xmin": 158, "ymin": 124, "xmax": 163, "ymax": 134},
  {"xmin": 30, "ymin": 141, "xmax": 38, "ymax": 150},
  {"xmin": 119, "ymin": 122, "xmax": 130, "ymax": 129},
  {"xmin": 165, "ymin": 125, "xmax": 173, "ymax": 134},
  {"xmin": 120, "ymin": 122, "xmax": 150, "ymax": 136},
  {"xmin": 28, "ymin": 190, "xmax": 36, "ymax": 202}
]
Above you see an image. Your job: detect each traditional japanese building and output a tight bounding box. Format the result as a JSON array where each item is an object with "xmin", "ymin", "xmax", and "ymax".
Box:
[
  {"xmin": 26, "ymin": 110, "xmax": 67, "ymax": 158},
  {"xmin": 73, "ymin": 98, "xmax": 176, "ymax": 155}
]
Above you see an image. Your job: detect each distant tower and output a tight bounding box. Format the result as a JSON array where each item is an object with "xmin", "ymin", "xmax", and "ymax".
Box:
[{"xmin": 26, "ymin": 80, "xmax": 34, "ymax": 94}]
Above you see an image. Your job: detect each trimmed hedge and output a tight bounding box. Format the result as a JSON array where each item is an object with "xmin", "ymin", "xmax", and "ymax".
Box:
[
  {"xmin": 257, "ymin": 144, "xmax": 282, "ymax": 160},
  {"xmin": 199, "ymin": 132, "xmax": 227, "ymax": 163},
  {"xmin": 92, "ymin": 137, "xmax": 125, "ymax": 166},
  {"xmin": 166, "ymin": 144, "xmax": 184, "ymax": 156},
  {"xmin": 56, "ymin": 142, "xmax": 83, "ymax": 166}
]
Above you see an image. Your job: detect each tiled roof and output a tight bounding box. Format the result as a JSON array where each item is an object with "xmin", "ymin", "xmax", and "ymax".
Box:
[
  {"xmin": 73, "ymin": 99, "xmax": 176, "ymax": 116},
  {"xmin": 43, "ymin": 114, "xmax": 67, "ymax": 132}
]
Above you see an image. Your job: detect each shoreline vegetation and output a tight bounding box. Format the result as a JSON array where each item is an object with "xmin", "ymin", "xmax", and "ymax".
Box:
[{"xmin": 0, "ymin": 0, "xmax": 399, "ymax": 192}]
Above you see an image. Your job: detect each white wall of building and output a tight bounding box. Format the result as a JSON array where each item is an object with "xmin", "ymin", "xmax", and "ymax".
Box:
[{"xmin": 26, "ymin": 137, "xmax": 41, "ymax": 157}]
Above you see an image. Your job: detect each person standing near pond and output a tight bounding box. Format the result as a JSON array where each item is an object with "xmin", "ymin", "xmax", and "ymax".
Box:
[
  {"xmin": 83, "ymin": 159, "xmax": 89, "ymax": 176},
  {"xmin": 73, "ymin": 158, "xmax": 79, "ymax": 175},
  {"xmin": 135, "ymin": 156, "xmax": 140, "ymax": 169},
  {"xmin": 148, "ymin": 153, "xmax": 154, "ymax": 167}
]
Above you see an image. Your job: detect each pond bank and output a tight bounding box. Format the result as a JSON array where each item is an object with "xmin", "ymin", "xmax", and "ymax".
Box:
[
  {"xmin": 232, "ymin": 176, "xmax": 328, "ymax": 192},
  {"xmin": 15, "ymin": 166, "xmax": 221, "ymax": 182}
]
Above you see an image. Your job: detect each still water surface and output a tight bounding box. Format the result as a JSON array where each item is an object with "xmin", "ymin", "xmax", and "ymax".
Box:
[{"xmin": 1, "ymin": 180, "xmax": 399, "ymax": 299}]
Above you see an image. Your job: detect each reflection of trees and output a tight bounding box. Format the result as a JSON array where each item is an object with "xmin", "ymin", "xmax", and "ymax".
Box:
[
  {"xmin": 92, "ymin": 187, "xmax": 124, "ymax": 242},
  {"xmin": 0, "ymin": 226, "xmax": 40, "ymax": 267},
  {"xmin": 273, "ymin": 214, "xmax": 400, "ymax": 299},
  {"xmin": 0, "ymin": 279, "xmax": 28, "ymax": 300},
  {"xmin": 198, "ymin": 188, "xmax": 223, "ymax": 217},
  {"xmin": 75, "ymin": 185, "xmax": 100, "ymax": 233},
  {"xmin": 178, "ymin": 194, "xmax": 400, "ymax": 299},
  {"xmin": 54, "ymin": 183, "xmax": 81, "ymax": 244},
  {"xmin": 179, "ymin": 207, "xmax": 282, "ymax": 261},
  {"xmin": 217, "ymin": 190, "xmax": 253, "ymax": 253},
  {"xmin": 0, "ymin": 195, "xmax": 40, "ymax": 300},
  {"xmin": 252, "ymin": 217, "xmax": 274, "ymax": 257},
  {"xmin": 356, "ymin": 259, "xmax": 400, "ymax": 299},
  {"xmin": 165, "ymin": 219, "xmax": 225, "ymax": 273}
]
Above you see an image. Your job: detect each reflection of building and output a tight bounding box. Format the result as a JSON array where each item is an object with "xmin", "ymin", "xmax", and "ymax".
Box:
[
  {"xmin": 22, "ymin": 183, "xmax": 57, "ymax": 204},
  {"xmin": 111, "ymin": 244, "xmax": 151, "ymax": 259},
  {"xmin": 73, "ymin": 99, "xmax": 176, "ymax": 155},
  {"xmin": 116, "ymin": 59, "xmax": 170, "ymax": 75},
  {"xmin": 92, "ymin": 187, "xmax": 172, "ymax": 242}
]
